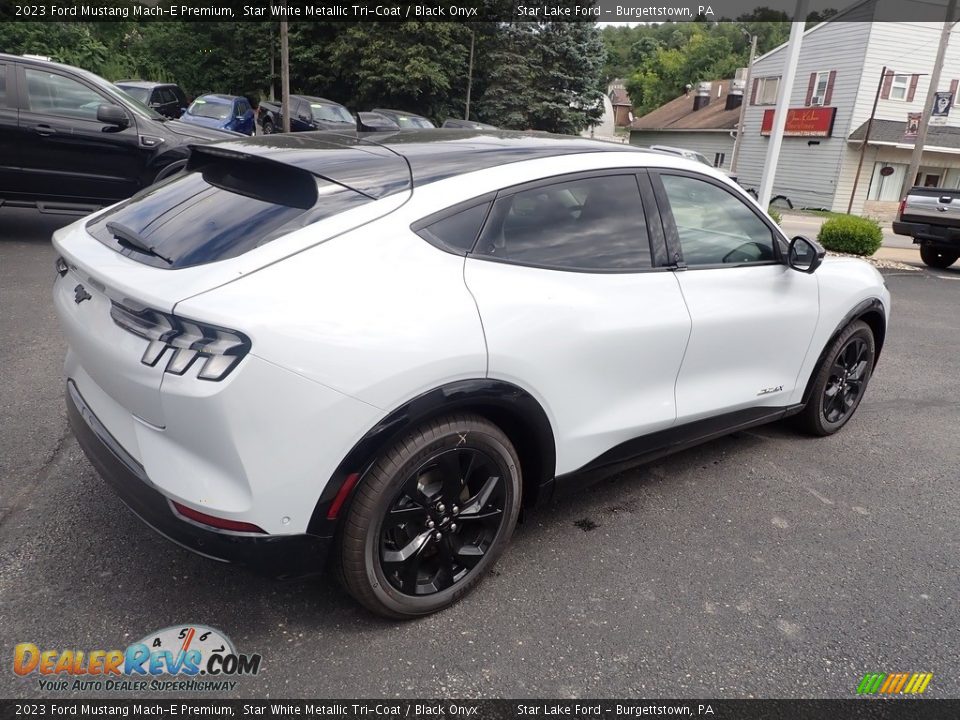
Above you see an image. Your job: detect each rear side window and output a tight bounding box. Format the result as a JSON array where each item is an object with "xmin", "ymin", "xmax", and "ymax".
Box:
[
  {"xmin": 86, "ymin": 158, "xmax": 371, "ymax": 269},
  {"xmin": 0, "ymin": 65, "xmax": 6, "ymax": 106},
  {"xmin": 415, "ymin": 202, "xmax": 491, "ymax": 254},
  {"xmin": 475, "ymin": 174, "xmax": 652, "ymax": 271}
]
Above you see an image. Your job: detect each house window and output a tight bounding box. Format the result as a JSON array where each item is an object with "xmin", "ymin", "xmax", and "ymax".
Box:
[
  {"xmin": 754, "ymin": 77, "xmax": 780, "ymax": 105},
  {"xmin": 811, "ymin": 72, "xmax": 830, "ymax": 105},
  {"xmin": 890, "ymin": 74, "xmax": 910, "ymax": 101},
  {"xmin": 714, "ymin": 152, "xmax": 726, "ymax": 168}
]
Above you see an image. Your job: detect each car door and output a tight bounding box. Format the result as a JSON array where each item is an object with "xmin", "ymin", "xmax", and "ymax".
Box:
[
  {"xmin": 651, "ymin": 170, "xmax": 820, "ymax": 423},
  {"xmin": 463, "ymin": 170, "xmax": 691, "ymax": 476},
  {"xmin": 0, "ymin": 61, "xmax": 20, "ymax": 195},
  {"xmin": 18, "ymin": 65, "xmax": 142, "ymax": 203}
]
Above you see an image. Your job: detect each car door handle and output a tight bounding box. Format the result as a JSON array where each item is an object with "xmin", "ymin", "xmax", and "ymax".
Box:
[{"xmin": 34, "ymin": 124, "xmax": 55, "ymax": 137}]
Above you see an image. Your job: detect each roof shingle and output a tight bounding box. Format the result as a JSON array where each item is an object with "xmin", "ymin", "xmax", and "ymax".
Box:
[{"xmin": 629, "ymin": 80, "xmax": 741, "ymax": 132}]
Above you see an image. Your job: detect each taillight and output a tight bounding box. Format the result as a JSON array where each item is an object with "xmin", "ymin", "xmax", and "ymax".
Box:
[
  {"xmin": 898, "ymin": 199, "xmax": 906, "ymax": 219},
  {"xmin": 110, "ymin": 301, "xmax": 250, "ymax": 381}
]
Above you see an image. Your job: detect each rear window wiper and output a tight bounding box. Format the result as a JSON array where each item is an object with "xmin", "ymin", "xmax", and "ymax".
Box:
[{"xmin": 107, "ymin": 221, "xmax": 174, "ymax": 265}]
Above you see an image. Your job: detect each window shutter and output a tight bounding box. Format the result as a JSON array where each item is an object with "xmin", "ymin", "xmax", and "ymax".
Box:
[
  {"xmin": 907, "ymin": 74, "xmax": 919, "ymax": 102},
  {"xmin": 750, "ymin": 78, "xmax": 759, "ymax": 105},
  {"xmin": 805, "ymin": 72, "xmax": 817, "ymax": 105},
  {"xmin": 824, "ymin": 70, "xmax": 837, "ymax": 105},
  {"xmin": 881, "ymin": 71, "xmax": 894, "ymax": 99}
]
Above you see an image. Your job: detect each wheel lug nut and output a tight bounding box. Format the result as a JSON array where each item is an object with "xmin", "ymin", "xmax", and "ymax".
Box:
[
  {"xmin": 427, "ymin": 520, "xmax": 435, "ymax": 529},
  {"xmin": 434, "ymin": 532, "xmax": 442, "ymax": 541},
  {"xmin": 450, "ymin": 523, "xmax": 457, "ymax": 532},
  {"xmin": 437, "ymin": 504, "xmax": 445, "ymax": 513},
  {"xmin": 452, "ymin": 505, "xmax": 459, "ymax": 514}
]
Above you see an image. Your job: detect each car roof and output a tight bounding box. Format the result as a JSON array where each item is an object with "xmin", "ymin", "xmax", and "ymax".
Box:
[
  {"xmin": 115, "ymin": 80, "xmax": 178, "ymax": 89},
  {"xmin": 196, "ymin": 94, "xmax": 239, "ymax": 104},
  {"xmin": 374, "ymin": 108, "xmax": 428, "ymax": 119},
  {"xmin": 297, "ymin": 95, "xmax": 348, "ymax": 107},
  {"xmin": 203, "ymin": 129, "xmax": 649, "ymax": 199}
]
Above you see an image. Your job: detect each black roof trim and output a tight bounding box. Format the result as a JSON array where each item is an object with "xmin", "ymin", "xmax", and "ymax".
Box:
[{"xmin": 200, "ymin": 129, "xmax": 648, "ymax": 199}]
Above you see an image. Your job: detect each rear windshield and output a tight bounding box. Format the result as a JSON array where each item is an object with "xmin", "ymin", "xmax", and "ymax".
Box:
[
  {"xmin": 118, "ymin": 86, "xmax": 149, "ymax": 104},
  {"xmin": 86, "ymin": 160, "xmax": 371, "ymax": 269}
]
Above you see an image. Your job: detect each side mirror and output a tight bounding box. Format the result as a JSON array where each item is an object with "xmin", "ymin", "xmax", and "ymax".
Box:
[
  {"xmin": 787, "ymin": 235, "xmax": 826, "ymax": 274},
  {"xmin": 97, "ymin": 104, "xmax": 129, "ymax": 128}
]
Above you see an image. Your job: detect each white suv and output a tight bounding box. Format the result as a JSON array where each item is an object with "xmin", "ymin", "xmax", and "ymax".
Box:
[{"xmin": 53, "ymin": 131, "xmax": 890, "ymax": 618}]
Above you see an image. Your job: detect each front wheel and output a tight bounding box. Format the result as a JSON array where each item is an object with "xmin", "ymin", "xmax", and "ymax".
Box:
[
  {"xmin": 920, "ymin": 245, "xmax": 959, "ymax": 269},
  {"xmin": 796, "ymin": 320, "xmax": 875, "ymax": 436},
  {"xmin": 261, "ymin": 119, "xmax": 275, "ymax": 135},
  {"xmin": 337, "ymin": 414, "xmax": 521, "ymax": 619}
]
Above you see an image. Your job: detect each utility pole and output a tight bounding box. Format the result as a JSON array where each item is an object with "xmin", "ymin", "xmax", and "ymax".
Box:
[
  {"xmin": 758, "ymin": 0, "xmax": 809, "ymax": 209},
  {"xmin": 901, "ymin": 0, "xmax": 958, "ymax": 199},
  {"xmin": 729, "ymin": 32, "xmax": 757, "ymax": 175},
  {"xmin": 280, "ymin": 19, "xmax": 290, "ymax": 133},
  {"xmin": 848, "ymin": 67, "xmax": 890, "ymax": 214},
  {"xmin": 465, "ymin": 29, "xmax": 475, "ymax": 121}
]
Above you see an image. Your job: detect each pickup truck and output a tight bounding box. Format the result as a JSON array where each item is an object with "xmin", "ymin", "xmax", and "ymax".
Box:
[
  {"xmin": 257, "ymin": 95, "xmax": 355, "ymax": 134},
  {"xmin": 893, "ymin": 186, "xmax": 960, "ymax": 268}
]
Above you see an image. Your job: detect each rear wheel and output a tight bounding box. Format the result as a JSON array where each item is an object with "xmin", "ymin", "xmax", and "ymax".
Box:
[
  {"xmin": 920, "ymin": 245, "xmax": 959, "ymax": 269},
  {"xmin": 338, "ymin": 414, "xmax": 521, "ymax": 619},
  {"xmin": 796, "ymin": 320, "xmax": 875, "ymax": 436},
  {"xmin": 261, "ymin": 119, "xmax": 275, "ymax": 135}
]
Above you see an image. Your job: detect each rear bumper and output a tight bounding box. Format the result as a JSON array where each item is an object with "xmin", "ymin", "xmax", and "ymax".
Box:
[
  {"xmin": 66, "ymin": 380, "xmax": 330, "ymax": 578},
  {"xmin": 892, "ymin": 220, "xmax": 960, "ymax": 247}
]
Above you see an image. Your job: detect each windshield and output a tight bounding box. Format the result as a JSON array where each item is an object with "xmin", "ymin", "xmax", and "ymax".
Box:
[
  {"xmin": 311, "ymin": 102, "xmax": 354, "ymax": 124},
  {"xmin": 188, "ymin": 98, "xmax": 231, "ymax": 120},
  {"xmin": 395, "ymin": 115, "xmax": 435, "ymax": 129},
  {"xmin": 107, "ymin": 83, "xmax": 164, "ymax": 121}
]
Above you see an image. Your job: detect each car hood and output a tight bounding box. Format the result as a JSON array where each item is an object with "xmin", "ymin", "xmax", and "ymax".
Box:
[
  {"xmin": 165, "ymin": 119, "xmax": 240, "ymax": 141},
  {"xmin": 179, "ymin": 114, "xmax": 230, "ymax": 131}
]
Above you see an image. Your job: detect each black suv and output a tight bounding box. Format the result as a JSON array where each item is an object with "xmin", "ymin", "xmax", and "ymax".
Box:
[
  {"xmin": 0, "ymin": 55, "xmax": 236, "ymax": 212},
  {"xmin": 114, "ymin": 80, "xmax": 188, "ymax": 119}
]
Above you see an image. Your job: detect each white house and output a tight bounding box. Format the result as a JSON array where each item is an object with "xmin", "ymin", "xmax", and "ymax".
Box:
[{"xmin": 735, "ymin": 0, "xmax": 960, "ymax": 219}]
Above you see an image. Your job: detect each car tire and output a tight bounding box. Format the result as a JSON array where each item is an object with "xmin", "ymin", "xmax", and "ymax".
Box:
[
  {"xmin": 262, "ymin": 119, "xmax": 275, "ymax": 135},
  {"xmin": 919, "ymin": 245, "xmax": 959, "ymax": 269},
  {"xmin": 337, "ymin": 414, "xmax": 521, "ymax": 619},
  {"xmin": 796, "ymin": 320, "xmax": 875, "ymax": 436}
]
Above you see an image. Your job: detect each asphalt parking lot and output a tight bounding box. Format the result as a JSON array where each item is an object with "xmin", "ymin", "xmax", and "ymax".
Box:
[{"xmin": 1, "ymin": 207, "xmax": 959, "ymax": 699}]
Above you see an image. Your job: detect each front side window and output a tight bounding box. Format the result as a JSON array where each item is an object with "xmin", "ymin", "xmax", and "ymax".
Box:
[
  {"xmin": 24, "ymin": 68, "xmax": 105, "ymax": 120},
  {"xmin": 890, "ymin": 74, "xmax": 910, "ymax": 101},
  {"xmin": 660, "ymin": 174, "xmax": 776, "ymax": 266},
  {"xmin": 475, "ymin": 174, "xmax": 652, "ymax": 271}
]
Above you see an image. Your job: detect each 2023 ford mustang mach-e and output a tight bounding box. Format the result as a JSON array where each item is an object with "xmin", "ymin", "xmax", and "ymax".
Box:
[{"xmin": 53, "ymin": 131, "xmax": 890, "ymax": 618}]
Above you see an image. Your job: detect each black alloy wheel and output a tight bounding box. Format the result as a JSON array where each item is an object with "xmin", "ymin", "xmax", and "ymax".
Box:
[
  {"xmin": 796, "ymin": 319, "xmax": 875, "ymax": 436},
  {"xmin": 338, "ymin": 414, "xmax": 521, "ymax": 618},
  {"xmin": 380, "ymin": 447, "xmax": 506, "ymax": 596},
  {"xmin": 822, "ymin": 336, "xmax": 870, "ymax": 424}
]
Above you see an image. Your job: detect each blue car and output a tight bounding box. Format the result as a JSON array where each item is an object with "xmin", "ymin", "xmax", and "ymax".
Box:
[{"xmin": 180, "ymin": 94, "xmax": 255, "ymax": 135}]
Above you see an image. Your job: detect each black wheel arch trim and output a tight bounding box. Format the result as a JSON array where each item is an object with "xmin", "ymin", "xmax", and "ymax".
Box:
[
  {"xmin": 307, "ymin": 379, "xmax": 557, "ymax": 536},
  {"xmin": 801, "ymin": 297, "xmax": 886, "ymax": 407}
]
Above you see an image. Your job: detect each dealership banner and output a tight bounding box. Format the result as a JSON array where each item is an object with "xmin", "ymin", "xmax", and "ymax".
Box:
[
  {"xmin": 3, "ymin": 0, "xmax": 960, "ymax": 22},
  {"xmin": 1, "ymin": 700, "xmax": 960, "ymax": 720}
]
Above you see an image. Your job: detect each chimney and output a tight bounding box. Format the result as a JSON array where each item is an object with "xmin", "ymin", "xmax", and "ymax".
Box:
[
  {"xmin": 726, "ymin": 80, "xmax": 744, "ymax": 111},
  {"xmin": 693, "ymin": 81, "xmax": 712, "ymax": 111}
]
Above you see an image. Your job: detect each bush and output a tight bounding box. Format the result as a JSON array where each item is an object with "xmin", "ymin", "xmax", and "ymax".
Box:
[
  {"xmin": 767, "ymin": 207, "xmax": 782, "ymax": 225},
  {"xmin": 817, "ymin": 215, "xmax": 883, "ymax": 256}
]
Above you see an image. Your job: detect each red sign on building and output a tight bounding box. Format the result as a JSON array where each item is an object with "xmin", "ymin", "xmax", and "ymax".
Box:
[{"xmin": 760, "ymin": 107, "xmax": 837, "ymax": 137}]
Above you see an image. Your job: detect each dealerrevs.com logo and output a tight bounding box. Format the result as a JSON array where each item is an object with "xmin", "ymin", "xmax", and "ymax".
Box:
[{"xmin": 13, "ymin": 625, "xmax": 262, "ymax": 692}]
